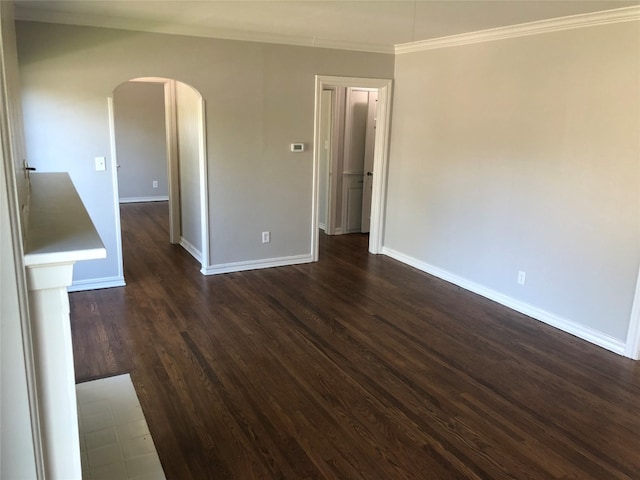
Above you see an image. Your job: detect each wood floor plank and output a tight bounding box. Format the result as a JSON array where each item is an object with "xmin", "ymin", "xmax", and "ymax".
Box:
[{"xmin": 69, "ymin": 202, "xmax": 640, "ymax": 479}]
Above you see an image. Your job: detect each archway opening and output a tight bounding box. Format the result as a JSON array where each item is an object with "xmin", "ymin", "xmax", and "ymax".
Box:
[{"xmin": 109, "ymin": 77, "xmax": 209, "ymax": 279}]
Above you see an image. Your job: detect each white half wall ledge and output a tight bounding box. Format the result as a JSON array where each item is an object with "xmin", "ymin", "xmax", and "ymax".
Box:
[
  {"xmin": 202, "ymin": 253, "xmax": 313, "ymax": 275},
  {"xmin": 395, "ymin": 6, "xmax": 640, "ymax": 54},
  {"xmin": 23, "ymin": 172, "xmax": 107, "ymax": 479},
  {"xmin": 68, "ymin": 276, "xmax": 126, "ymax": 293},
  {"xmin": 381, "ymin": 246, "xmax": 628, "ymax": 358}
]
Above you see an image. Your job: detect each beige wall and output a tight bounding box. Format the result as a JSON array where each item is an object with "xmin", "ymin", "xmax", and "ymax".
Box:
[
  {"xmin": 385, "ymin": 21, "xmax": 640, "ymax": 341},
  {"xmin": 15, "ymin": 21, "xmax": 394, "ymax": 283}
]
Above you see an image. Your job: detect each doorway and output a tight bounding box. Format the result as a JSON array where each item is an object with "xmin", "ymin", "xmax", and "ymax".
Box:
[
  {"xmin": 109, "ymin": 78, "xmax": 209, "ymax": 277},
  {"xmin": 312, "ymin": 76, "xmax": 392, "ymax": 261}
]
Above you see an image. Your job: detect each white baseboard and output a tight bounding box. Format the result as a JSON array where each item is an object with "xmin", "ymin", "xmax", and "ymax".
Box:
[
  {"xmin": 180, "ymin": 237, "xmax": 202, "ymax": 263},
  {"xmin": 68, "ymin": 276, "xmax": 126, "ymax": 292},
  {"xmin": 119, "ymin": 196, "xmax": 168, "ymax": 204},
  {"xmin": 319, "ymin": 222, "xmax": 326, "ymax": 231},
  {"xmin": 381, "ymin": 246, "xmax": 626, "ymax": 356},
  {"xmin": 202, "ymin": 253, "xmax": 313, "ymax": 275}
]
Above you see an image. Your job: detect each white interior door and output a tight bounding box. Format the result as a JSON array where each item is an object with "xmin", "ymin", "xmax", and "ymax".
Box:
[
  {"xmin": 361, "ymin": 91, "xmax": 377, "ymax": 233},
  {"xmin": 318, "ymin": 90, "xmax": 332, "ymax": 232},
  {"xmin": 342, "ymin": 88, "xmax": 368, "ymax": 234}
]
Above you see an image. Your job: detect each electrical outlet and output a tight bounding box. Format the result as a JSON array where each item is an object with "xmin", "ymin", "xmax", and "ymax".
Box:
[
  {"xmin": 152, "ymin": 180, "xmax": 158, "ymax": 188},
  {"xmin": 518, "ymin": 271, "xmax": 526, "ymax": 285},
  {"xmin": 262, "ymin": 231, "xmax": 270, "ymax": 244}
]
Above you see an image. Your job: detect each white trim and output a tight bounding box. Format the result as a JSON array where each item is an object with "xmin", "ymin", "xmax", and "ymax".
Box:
[
  {"xmin": 395, "ymin": 6, "xmax": 640, "ymax": 54},
  {"xmin": 202, "ymin": 254, "xmax": 313, "ymax": 275},
  {"xmin": 367, "ymin": 83, "xmax": 392, "ymax": 253},
  {"xmin": 625, "ymin": 266, "xmax": 640, "ymax": 359},
  {"xmin": 312, "ymin": 75, "xmax": 392, "ymax": 260},
  {"xmin": 14, "ymin": 5, "xmax": 637, "ymax": 56},
  {"xmin": 129, "ymin": 77, "xmax": 168, "ymax": 84},
  {"xmin": 198, "ymin": 98, "xmax": 210, "ymax": 269},
  {"xmin": 625, "ymin": 124, "xmax": 640, "ymax": 359},
  {"xmin": 13, "ymin": 7, "xmax": 394, "ymax": 54},
  {"xmin": 180, "ymin": 236, "xmax": 202, "ymax": 263},
  {"xmin": 319, "ymin": 222, "xmax": 326, "ymax": 231},
  {"xmin": 320, "ymin": 86, "xmax": 343, "ymax": 236},
  {"xmin": 164, "ymin": 80, "xmax": 180, "ymax": 245},
  {"xmin": 67, "ymin": 276, "xmax": 125, "ymax": 292},
  {"xmin": 107, "ymin": 97, "xmax": 125, "ymax": 293},
  {"xmin": 119, "ymin": 195, "xmax": 168, "ymax": 204},
  {"xmin": 382, "ymin": 246, "xmax": 627, "ymax": 357}
]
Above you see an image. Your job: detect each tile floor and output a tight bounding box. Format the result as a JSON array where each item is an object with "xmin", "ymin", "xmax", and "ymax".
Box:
[{"xmin": 77, "ymin": 374, "xmax": 166, "ymax": 480}]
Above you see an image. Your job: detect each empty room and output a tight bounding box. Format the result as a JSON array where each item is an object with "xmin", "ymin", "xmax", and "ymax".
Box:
[{"xmin": 1, "ymin": 1, "xmax": 639, "ymax": 479}]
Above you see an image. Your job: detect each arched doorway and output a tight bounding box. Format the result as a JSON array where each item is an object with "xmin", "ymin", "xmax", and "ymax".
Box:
[{"xmin": 108, "ymin": 77, "xmax": 209, "ymax": 279}]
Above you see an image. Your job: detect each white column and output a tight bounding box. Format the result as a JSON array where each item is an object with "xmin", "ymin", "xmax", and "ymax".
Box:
[{"xmin": 26, "ymin": 262, "xmax": 81, "ymax": 480}]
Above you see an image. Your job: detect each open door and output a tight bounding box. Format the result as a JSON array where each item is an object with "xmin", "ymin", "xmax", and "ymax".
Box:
[
  {"xmin": 318, "ymin": 89, "xmax": 333, "ymax": 233},
  {"xmin": 361, "ymin": 91, "xmax": 377, "ymax": 233}
]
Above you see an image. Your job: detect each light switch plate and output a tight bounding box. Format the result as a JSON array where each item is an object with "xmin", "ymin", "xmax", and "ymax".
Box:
[{"xmin": 95, "ymin": 157, "xmax": 106, "ymax": 171}]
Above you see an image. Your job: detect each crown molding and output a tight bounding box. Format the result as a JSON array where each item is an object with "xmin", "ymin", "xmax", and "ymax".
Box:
[
  {"xmin": 13, "ymin": 6, "xmax": 395, "ymax": 54},
  {"xmin": 14, "ymin": 4, "xmax": 639, "ymax": 56},
  {"xmin": 395, "ymin": 6, "xmax": 640, "ymax": 55}
]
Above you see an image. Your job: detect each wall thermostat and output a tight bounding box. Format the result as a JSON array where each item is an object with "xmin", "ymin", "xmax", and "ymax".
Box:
[{"xmin": 290, "ymin": 143, "xmax": 305, "ymax": 152}]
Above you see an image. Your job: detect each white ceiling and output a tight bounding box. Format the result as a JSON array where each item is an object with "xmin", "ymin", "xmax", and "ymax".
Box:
[{"xmin": 13, "ymin": 0, "xmax": 640, "ymax": 53}]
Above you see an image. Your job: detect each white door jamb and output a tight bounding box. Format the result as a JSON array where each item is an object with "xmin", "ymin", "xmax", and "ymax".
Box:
[
  {"xmin": 198, "ymin": 98, "xmax": 210, "ymax": 272},
  {"xmin": 107, "ymin": 96, "xmax": 125, "ymax": 285}
]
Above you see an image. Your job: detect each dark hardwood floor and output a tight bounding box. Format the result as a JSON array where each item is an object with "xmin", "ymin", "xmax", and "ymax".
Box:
[{"xmin": 70, "ymin": 201, "xmax": 640, "ymax": 479}]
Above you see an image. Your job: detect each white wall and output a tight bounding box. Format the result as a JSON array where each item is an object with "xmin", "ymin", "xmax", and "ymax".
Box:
[
  {"xmin": 385, "ymin": 21, "xmax": 640, "ymax": 343},
  {"xmin": 113, "ymin": 81, "xmax": 168, "ymax": 202},
  {"xmin": 175, "ymin": 81, "xmax": 201, "ymax": 256},
  {"xmin": 15, "ymin": 21, "xmax": 394, "ymax": 284},
  {"xmin": 0, "ymin": 126, "xmax": 38, "ymax": 480},
  {"xmin": 1, "ymin": 1, "xmax": 28, "ymax": 237},
  {"xmin": 0, "ymin": 2, "xmax": 39, "ymax": 477}
]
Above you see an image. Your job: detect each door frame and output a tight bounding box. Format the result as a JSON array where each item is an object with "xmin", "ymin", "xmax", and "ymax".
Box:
[
  {"xmin": 322, "ymin": 85, "xmax": 345, "ymax": 235},
  {"xmin": 319, "ymin": 87, "xmax": 335, "ymax": 234},
  {"xmin": 312, "ymin": 75, "xmax": 393, "ymax": 260},
  {"xmin": 197, "ymin": 96, "xmax": 210, "ymax": 270},
  {"xmin": 164, "ymin": 80, "xmax": 180, "ymax": 244},
  {"xmin": 361, "ymin": 89, "xmax": 378, "ymax": 233}
]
